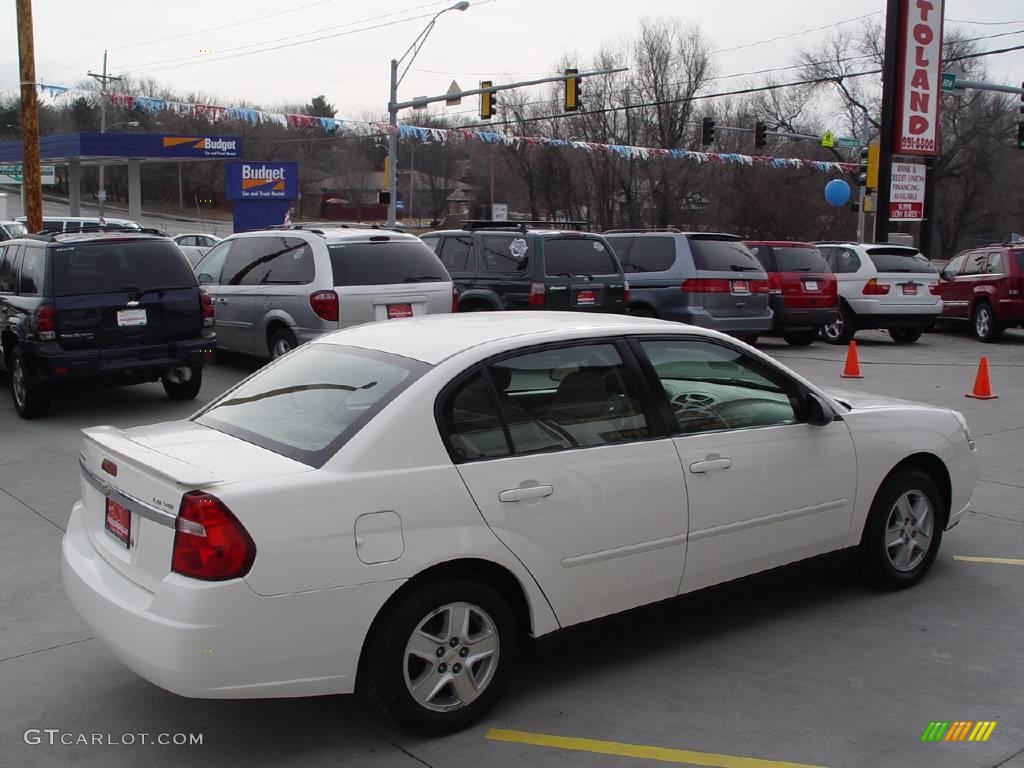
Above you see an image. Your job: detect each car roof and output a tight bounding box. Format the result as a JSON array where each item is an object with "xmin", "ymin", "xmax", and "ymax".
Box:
[
  {"xmin": 424, "ymin": 229, "xmax": 604, "ymax": 237},
  {"xmin": 46, "ymin": 232, "xmax": 173, "ymax": 244},
  {"xmin": 743, "ymin": 240, "xmax": 817, "ymax": 248},
  {"xmin": 316, "ymin": 311, "xmax": 696, "ymax": 365},
  {"xmin": 229, "ymin": 228, "xmax": 421, "ymax": 244},
  {"xmin": 17, "ymin": 215, "xmax": 138, "ymax": 224}
]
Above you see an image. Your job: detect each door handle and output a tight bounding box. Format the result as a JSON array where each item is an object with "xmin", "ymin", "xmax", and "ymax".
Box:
[
  {"xmin": 215, "ymin": 298, "xmax": 228, "ymax": 304},
  {"xmin": 689, "ymin": 457, "xmax": 732, "ymax": 474},
  {"xmin": 498, "ymin": 485, "xmax": 554, "ymax": 503}
]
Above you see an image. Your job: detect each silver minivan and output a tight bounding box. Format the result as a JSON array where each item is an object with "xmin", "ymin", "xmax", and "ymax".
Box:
[{"xmin": 194, "ymin": 227, "xmax": 454, "ymax": 359}]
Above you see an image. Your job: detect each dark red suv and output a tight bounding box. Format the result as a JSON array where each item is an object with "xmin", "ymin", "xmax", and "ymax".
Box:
[
  {"xmin": 936, "ymin": 244, "xmax": 1024, "ymax": 342},
  {"xmin": 744, "ymin": 241, "xmax": 839, "ymax": 345}
]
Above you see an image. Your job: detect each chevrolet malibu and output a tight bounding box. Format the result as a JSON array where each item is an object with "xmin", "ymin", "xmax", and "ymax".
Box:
[{"xmin": 63, "ymin": 313, "xmax": 977, "ymax": 734}]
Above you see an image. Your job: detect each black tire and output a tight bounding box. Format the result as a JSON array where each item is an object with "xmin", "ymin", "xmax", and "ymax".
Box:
[
  {"xmin": 971, "ymin": 302, "xmax": 1003, "ymax": 343},
  {"xmin": 782, "ymin": 330, "xmax": 817, "ymax": 346},
  {"xmin": 629, "ymin": 305, "xmax": 657, "ymax": 318},
  {"xmin": 8, "ymin": 346, "xmax": 50, "ymax": 419},
  {"xmin": 860, "ymin": 468, "xmax": 944, "ymax": 590},
  {"xmin": 888, "ymin": 327, "xmax": 923, "ymax": 344},
  {"xmin": 268, "ymin": 327, "xmax": 298, "ymax": 359},
  {"xmin": 461, "ymin": 302, "xmax": 494, "ymax": 313},
  {"xmin": 161, "ymin": 366, "xmax": 203, "ymax": 400},
  {"xmin": 360, "ymin": 577, "xmax": 519, "ymax": 736},
  {"xmin": 822, "ymin": 303, "xmax": 856, "ymax": 345}
]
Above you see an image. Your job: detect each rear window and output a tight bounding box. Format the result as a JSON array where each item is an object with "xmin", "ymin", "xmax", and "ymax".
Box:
[
  {"xmin": 51, "ymin": 240, "xmax": 196, "ymax": 297},
  {"xmin": 772, "ymin": 247, "xmax": 828, "ymax": 273},
  {"xmin": 618, "ymin": 236, "xmax": 676, "ymax": 273},
  {"xmin": 866, "ymin": 248, "xmax": 936, "ymax": 274},
  {"xmin": 329, "ymin": 240, "xmax": 448, "ymax": 286},
  {"xmin": 543, "ymin": 238, "xmax": 618, "ymax": 276},
  {"xmin": 687, "ymin": 236, "xmax": 762, "ymax": 272},
  {"xmin": 195, "ymin": 344, "xmax": 429, "ymax": 467}
]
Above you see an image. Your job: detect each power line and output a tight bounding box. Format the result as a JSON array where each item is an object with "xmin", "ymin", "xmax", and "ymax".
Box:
[
  {"xmin": 947, "ymin": 18, "xmax": 1024, "ymax": 26},
  {"xmin": 712, "ymin": 11, "xmax": 882, "ymax": 54}
]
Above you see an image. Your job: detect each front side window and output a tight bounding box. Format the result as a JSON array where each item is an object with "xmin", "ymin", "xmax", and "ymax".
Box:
[
  {"xmin": 196, "ymin": 344, "xmax": 429, "ymax": 467},
  {"xmin": 942, "ymin": 254, "xmax": 967, "ymax": 279},
  {"xmin": 195, "ymin": 240, "xmax": 232, "ymax": 284},
  {"xmin": 480, "ymin": 235, "xmax": 528, "ymax": 274},
  {"xmin": 543, "ymin": 237, "xmax": 618, "ymax": 276},
  {"xmin": 18, "ymin": 248, "xmax": 45, "ymax": 295},
  {"xmin": 640, "ymin": 338, "xmax": 799, "ymax": 434}
]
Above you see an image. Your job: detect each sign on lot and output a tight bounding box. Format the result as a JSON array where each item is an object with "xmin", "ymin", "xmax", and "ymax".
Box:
[
  {"xmin": 0, "ymin": 164, "xmax": 56, "ymax": 185},
  {"xmin": 889, "ymin": 162, "xmax": 927, "ymax": 221}
]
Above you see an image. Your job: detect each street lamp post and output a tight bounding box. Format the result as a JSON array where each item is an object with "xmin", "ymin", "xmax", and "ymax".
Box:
[{"xmin": 387, "ymin": 1, "xmax": 469, "ymax": 226}]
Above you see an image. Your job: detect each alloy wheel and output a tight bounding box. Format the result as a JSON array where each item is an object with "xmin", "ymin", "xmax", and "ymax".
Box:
[
  {"xmin": 11, "ymin": 357, "xmax": 26, "ymax": 408},
  {"xmin": 975, "ymin": 307, "xmax": 991, "ymax": 339},
  {"xmin": 272, "ymin": 338, "xmax": 292, "ymax": 359},
  {"xmin": 824, "ymin": 315, "xmax": 843, "ymax": 340},
  {"xmin": 884, "ymin": 490, "xmax": 934, "ymax": 572}
]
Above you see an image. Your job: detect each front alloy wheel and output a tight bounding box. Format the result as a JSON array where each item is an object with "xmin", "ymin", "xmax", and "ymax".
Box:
[{"xmin": 883, "ymin": 491, "xmax": 934, "ymax": 572}]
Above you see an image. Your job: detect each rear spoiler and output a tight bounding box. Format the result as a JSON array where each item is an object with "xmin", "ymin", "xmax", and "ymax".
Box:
[{"xmin": 82, "ymin": 426, "xmax": 221, "ymax": 487}]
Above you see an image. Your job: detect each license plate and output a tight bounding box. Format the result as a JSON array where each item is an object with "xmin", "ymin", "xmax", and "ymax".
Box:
[
  {"xmin": 902, "ymin": 283, "xmax": 918, "ymax": 295},
  {"xmin": 804, "ymin": 280, "xmax": 819, "ymax": 291},
  {"xmin": 116, "ymin": 308, "xmax": 147, "ymax": 327},
  {"xmin": 104, "ymin": 497, "xmax": 131, "ymax": 549},
  {"xmin": 575, "ymin": 290, "xmax": 596, "ymax": 306},
  {"xmin": 387, "ymin": 303, "xmax": 413, "ymax": 319},
  {"xmin": 731, "ymin": 280, "xmax": 749, "ymax": 294}
]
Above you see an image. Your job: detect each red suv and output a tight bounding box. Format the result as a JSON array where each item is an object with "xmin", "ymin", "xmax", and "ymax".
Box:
[
  {"xmin": 936, "ymin": 244, "xmax": 1024, "ymax": 342},
  {"xmin": 745, "ymin": 241, "xmax": 839, "ymax": 345}
]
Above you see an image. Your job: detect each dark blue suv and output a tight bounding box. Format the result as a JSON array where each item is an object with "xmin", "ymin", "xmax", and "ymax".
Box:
[{"xmin": 0, "ymin": 232, "xmax": 216, "ymax": 418}]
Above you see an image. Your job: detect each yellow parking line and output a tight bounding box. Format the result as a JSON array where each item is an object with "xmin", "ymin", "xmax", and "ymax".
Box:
[
  {"xmin": 954, "ymin": 556, "xmax": 1024, "ymax": 566},
  {"xmin": 486, "ymin": 729, "xmax": 827, "ymax": 768}
]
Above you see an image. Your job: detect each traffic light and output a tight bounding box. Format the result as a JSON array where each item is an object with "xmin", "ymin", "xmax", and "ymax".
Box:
[
  {"xmin": 480, "ymin": 81, "xmax": 497, "ymax": 120},
  {"xmin": 857, "ymin": 144, "xmax": 880, "ymax": 189},
  {"xmin": 701, "ymin": 117, "xmax": 716, "ymax": 146},
  {"xmin": 377, "ymin": 190, "xmax": 391, "ymax": 205},
  {"xmin": 564, "ymin": 68, "xmax": 581, "ymax": 112},
  {"xmin": 754, "ymin": 120, "xmax": 768, "ymax": 149}
]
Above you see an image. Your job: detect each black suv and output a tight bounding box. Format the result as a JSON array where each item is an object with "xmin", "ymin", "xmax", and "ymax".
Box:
[
  {"xmin": 0, "ymin": 233, "xmax": 216, "ymax": 418},
  {"xmin": 421, "ymin": 222, "xmax": 628, "ymax": 313}
]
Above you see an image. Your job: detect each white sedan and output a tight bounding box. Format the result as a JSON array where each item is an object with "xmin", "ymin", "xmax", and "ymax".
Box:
[{"xmin": 62, "ymin": 313, "xmax": 976, "ymax": 734}]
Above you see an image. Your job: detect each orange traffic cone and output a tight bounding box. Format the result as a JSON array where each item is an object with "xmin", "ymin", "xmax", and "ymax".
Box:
[
  {"xmin": 965, "ymin": 357, "xmax": 997, "ymax": 400},
  {"xmin": 841, "ymin": 341, "xmax": 863, "ymax": 379}
]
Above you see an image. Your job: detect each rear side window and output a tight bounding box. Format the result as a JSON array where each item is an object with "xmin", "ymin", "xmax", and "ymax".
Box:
[
  {"xmin": 618, "ymin": 236, "xmax": 675, "ymax": 273},
  {"xmin": 772, "ymin": 247, "xmax": 828, "ymax": 272},
  {"xmin": 687, "ymin": 236, "xmax": 762, "ymax": 272},
  {"xmin": 51, "ymin": 241, "xmax": 195, "ymax": 297},
  {"xmin": 543, "ymin": 238, "xmax": 618, "ymax": 276},
  {"xmin": 440, "ymin": 372, "xmax": 511, "ymax": 461},
  {"xmin": 19, "ymin": 248, "xmax": 45, "ymax": 295},
  {"xmin": 223, "ymin": 236, "xmax": 304, "ymax": 286},
  {"xmin": 438, "ymin": 235, "xmax": 476, "ymax": 274},
  {"xmin": 867, "ymin": 249, "xmax": 936, "ymax": 274},
  {"xmin": 329, "ymin": 240, "xmax": 448, "ymax": 286},
  {"xmin": 986, "ymin": 252, "xmax": 1003, "ymax": 275},
  {"xmin": 260, "ymin": 237, "xmax": 315, "ymax": 284},
  {"xmin": 0, "ymin": 246, "xmax": 15, "ymax": 292},
  {"xmin": 480, "ymin": 235, "xmax": 527, "ymax": 274},
  {"xmin": 196, "ymin": 344, "xmax": 429, "ymax": 467}
]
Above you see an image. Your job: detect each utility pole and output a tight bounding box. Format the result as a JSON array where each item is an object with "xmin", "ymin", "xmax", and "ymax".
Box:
[
  {"xmin": 87, "ymin": 51, "xmax": 122, "ymax": 222},
  {"xmin": 873, "ymin": 0, "xmax": 901, "ymax": 243},
  {"xmin": 15, "ymin": 0, "xmax": 42, "ymax": 232},
  {"xmin": 387, "ymin": 58, "xmax": 399, "ymax": 226}
]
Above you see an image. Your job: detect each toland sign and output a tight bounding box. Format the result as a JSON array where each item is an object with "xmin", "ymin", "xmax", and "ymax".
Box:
[
  {"xmin": 890, "ymin": 161, "xmax": 927, "ymax": 221},
  {"xmin": 893, "ymin": 0, "xmax": 945, "ymax": 156},
  {"xmin": 0, "ymin": 164, "xmax": 56, "ymax": 185}
]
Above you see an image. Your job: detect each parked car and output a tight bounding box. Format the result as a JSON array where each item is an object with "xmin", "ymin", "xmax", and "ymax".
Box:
[
  {"xmin": 195, "ymin": 226, "xmax": 453, "ymax": 359},
  {"xmin": 0, "ymin": 220, "xmax": 28, "ymax": 241},
  {"xmin": 177, "ymin": 244, "xmax": 210, "ymax": 267},
  {"xmin": 934, "ymin": 243, "xmax": 1024, "ymax": 342},
  {"xmin": 62, "ymin": 312, "xmax": 975, "ymax": 735},
  {"xmin": 815, "ymin": 243, "xmax": 941, "ymax": 344},
  {"xmin": 420, "ymin": 223, "xmax": 628, "ymax": 315},
  {"xmin": 173, "ymin": 233, "xmax": 222, "ymax": 249},
  {"xmin": 16, "ymin": 216, "xmax": 143, "ymax": 233},
  {"xmin": 0, "ymin": 232, "xmax": 216, "ymax": 418},
  {"xmin": 602, "ymin": 230, "xmax": 772, "ymax": 343},
  {"xmin": 744, "ymin": 240, "xmax": 839, "ymax": 346}
]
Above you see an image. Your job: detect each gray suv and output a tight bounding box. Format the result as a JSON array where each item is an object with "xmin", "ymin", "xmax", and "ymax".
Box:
[
  {"xmin": 195, "ymin": 226, "xmax": 453, "ymax": 359},
  {"xmin": 603, "ymin": 230, "xmax": 772, "ymax": 341}
]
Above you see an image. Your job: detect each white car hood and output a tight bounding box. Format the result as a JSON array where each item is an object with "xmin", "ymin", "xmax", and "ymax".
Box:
[{"xmin": 822, "ymin": 387, "xmax": 927, "ymax": 411}]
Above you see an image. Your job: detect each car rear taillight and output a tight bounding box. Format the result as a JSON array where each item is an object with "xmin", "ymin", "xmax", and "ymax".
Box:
[
  {"xmin": 681, "ymin": 278, "xmax": 731, "ymax": 293},
  {"xmin": 750, "ymin": 279, "xmax": 770, "ymax": 294},
  {"xmin": 862, "ymin": 278, "xmax": 890, "ymax": 295},
  {"xmin": 1011, "ymin": 277, "xmax": 1023, "ymax": 297},
  {"xmin": 929, "ymin": 282, "xmax": 942, "ymax": 296},
  {"xmin": 825, "ymin": 277, "xmax": 838, "ymax": 297},
  {"xmin": 171, "ymin": 491, "xmax": 256, "ymax": 582},
  {"xmin": 623, "ymin": 281, "xmax": 630, "ymax": 304},
  {"xmin": 767, "ymin": 273, "xmax": 783, "ymax": 295},
  {"xmin": 451, "ymin": 286, "xmax": 459, "ymax": 313},
  {"xmin": 34, "ymin": 304, "xmax": 56, "ymax": 341},
  {"xmin": 199, "ymin": 288, "xmax": 215, "ymax": 327},
  {"xmin": 310, "ymin": 290, "xmax": 339, "ymax": 321},
  {"xmin": 528, "ymin": 281, "xmax": 546, "ymax": 307}
]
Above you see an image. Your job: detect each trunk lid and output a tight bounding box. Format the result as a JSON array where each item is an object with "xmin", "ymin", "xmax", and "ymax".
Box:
[
  {"xmin": 771, "ymin": 246, "xmax": 837, "ymax": 310},
  {"xmin": 866, "ymin": 247, "xmax": 940, "ymax": 307},
  {"xmin": 539, "ymin": 235, "xmax": 627, "ymax": 312},
  {"xmin": 688, "ymin": 235, "xmax": 769, "ymax": 318}
]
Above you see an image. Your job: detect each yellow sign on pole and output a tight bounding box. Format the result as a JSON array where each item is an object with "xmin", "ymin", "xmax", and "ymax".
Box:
[{"xmin": 820, "ymin": 129, "xmax": 836, "ymax": 148}]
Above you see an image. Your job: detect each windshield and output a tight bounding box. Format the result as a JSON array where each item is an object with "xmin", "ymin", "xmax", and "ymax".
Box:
[
  {"xmin": 3, "ymin": 222, "xmax": 27, "ymax": 237},
  {"xmin": 688, "ymin": 236, "xmax": 763, "ymax": 272},
  {"xmin": 543, "ymin": 238, "xmax": 619, "ymax": 276},
  {"xmin": 195, "ymin": 344, "xmax": 430, "ymax": 467},
  {"xmin": 51, "ymin": 240, "xmax": 196, "ymax": 296},
  {"xmin": 867, "ymin": 249, "xmax": 937, "ymax": 274},
  {"xmin": 329, "ymin": 240, "xmax": 449, "ymax": 286},
  {"xmin": 773, "ymin": 247, "xmax": 828, "ymax": 272}
]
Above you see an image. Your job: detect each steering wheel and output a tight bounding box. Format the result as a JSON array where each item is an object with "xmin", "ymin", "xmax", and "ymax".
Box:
[
  {"xmin": 670, "ymin": 392, "xmax": 730, "ymax": 430},
  {"xmin": 713, "ymin": 397, "xmax": 789, "ymax": 429}
]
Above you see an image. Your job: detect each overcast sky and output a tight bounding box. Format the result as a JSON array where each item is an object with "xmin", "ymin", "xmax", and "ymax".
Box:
[{"xmin": 2, "ymin": 0, "xmax": 1021, "ymax": 123}]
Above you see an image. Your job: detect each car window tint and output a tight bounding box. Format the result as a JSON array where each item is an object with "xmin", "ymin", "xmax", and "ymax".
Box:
[
  {"xmin": 18, "ymin": 248, "xmax": 45, "ymax": 295},
  {"xmin": 618, "ymin": 236, "xmax": 675, "ymax": 273},
  {"xmin": 640, "ymin": 339, "xmax": 799, "ymax": 434},
  {"xmin": 604, "ymin": 236, "xmax": 633, "ymax": 264},
  {"xmin": 0, "ymin": 246, "xmax": 14, "ymax": 292},
  {"xmin": 986, "ymin": 252, "xmax": 1003, "ymax": 275},
  {"xmin": 543, "ymin": 238, "xmax": 618, "ymax": 276},
  {"xmin": 440, "ymin": 372, "xmax": 511, "ymax": 462},
  {"xmin": 178, "ymin": 236, "xmax": 195, "ymax": 246},
  {"xmin": 223, "ymin": 237, "xmax": 287, "ymax": 286},
  {"xmin": 773, "ymin": 247, "xmax": 828, "ymax": 272},
  {"xmin": 51, "ymin": 241, "xmax": 196, "ymax": 296},
  {"xmin": 867, "ymin": 249, "xmax": 936, "ymax": 274},
  {"xmin": 942, "ymin": 254, "xmax": 966, "ymax": 278},
  {"xmin": 488, "ymin": 343, "xmax": 650, "ymax": 454},
  {"xmin": 195, "ymin": 240, "xmax": 232, "ymax": 284},
  {"xmin": 260, "ymin": 237, "xmax": 315, "ymax": 284},
  {"xmin": 420, "ymin": 235, "xmax": 441, "ymax": 253},
  {"xmin": 328, "ymin": 240, "xmax": 448, "ymax": 285},
  {"xmin": 196, "ymin": 344, "xmax": 429, "ymax": 468},
  {"xmin": 687, "ymin": 236, "xmax": 762, "ymax": 272},
  {"xmin": 960, "ymin": 252, "xmax": 987, "ymax": 275},
  {"xmin": 438, "ymin": 235, "xmax": 475, "ymax": 274},
  {"xmin": 834, "ymin": 249, "xmax": 862, "ymax": 274},
  {"xmin": 480, "ymin": 235, "xmax": 527, "ymax": 273}
]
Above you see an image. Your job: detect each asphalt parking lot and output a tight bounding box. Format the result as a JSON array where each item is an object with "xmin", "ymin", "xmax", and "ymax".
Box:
[{"xmin": 1, "ymin": 326, "xmax": 1022, "ymax": 768}]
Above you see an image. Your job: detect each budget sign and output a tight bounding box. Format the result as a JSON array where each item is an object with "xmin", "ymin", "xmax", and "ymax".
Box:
[{"xmin": 893, "ymin": 0, "xmax": 945, "ymax": 156}]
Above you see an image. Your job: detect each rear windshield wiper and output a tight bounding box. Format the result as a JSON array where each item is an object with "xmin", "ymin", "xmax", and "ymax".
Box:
[
  {"xmin": 729, "ymin": 265, "xmax": 759, "ymax": 271},
  {"xmin": 403, "ymin": 275, "xmax": 445, "ymax": 282},
  {"xmin": 123, "ymin": 285, "xmax": 185, "ymax": 295}
]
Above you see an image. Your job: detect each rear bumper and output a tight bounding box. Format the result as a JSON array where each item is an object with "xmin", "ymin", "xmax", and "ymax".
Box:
[
  {"xmin": 660, "ymin": 307, "xmax": 774, "ymax": 333},
  {"xmin": 29, "ymin": 334, "xmax": 216, "ymax": 383},
  {"xmin": 769, "ymin": 297, "xmax": 839, "ymax": 330},
  {"xmin": 994, "ymin": 297, "xmax": 1024, "ymax": 323},
  {"xmin": 846, "ymin": 297, "xmax": 942, "ymax": 322},
  {"xmin": 61, "ymin": 502, "xmax": 402, "ymax": 698}
]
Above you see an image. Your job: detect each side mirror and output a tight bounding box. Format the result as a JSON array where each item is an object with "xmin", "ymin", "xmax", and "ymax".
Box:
[
  {"xmin": 803, "ymin": 391, "xmax": 835, "ymax": 427},
  {"xmin": 197, "ymin": 273, "xmax": 213, "ymax": 285}
]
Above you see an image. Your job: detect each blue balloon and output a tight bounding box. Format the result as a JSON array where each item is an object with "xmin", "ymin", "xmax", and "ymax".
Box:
[{"xmin": 824, "ymin": 179, "xmax": 851, "ymax": 207}]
